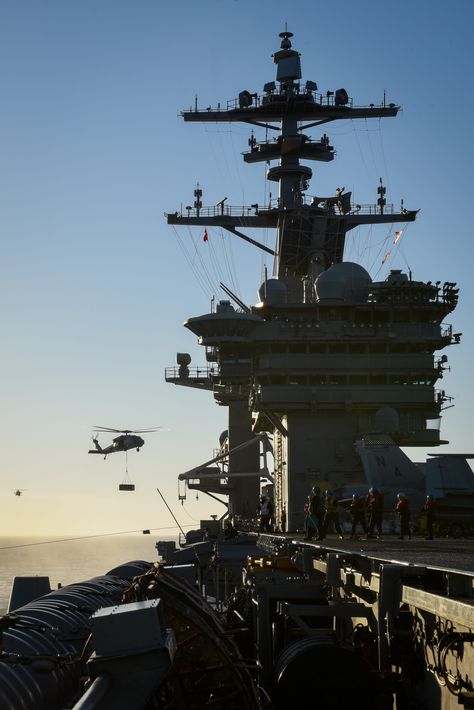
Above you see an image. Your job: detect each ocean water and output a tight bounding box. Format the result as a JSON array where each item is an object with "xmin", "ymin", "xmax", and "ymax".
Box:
[{"xmin": 0, "ymin": 534, "xmax": 177, "ymax": 615}]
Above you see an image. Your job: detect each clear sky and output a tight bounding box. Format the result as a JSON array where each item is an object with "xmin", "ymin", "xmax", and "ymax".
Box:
[{"xmin": 1, "ymin": 0, "xmax": 473, "ymax": 537}]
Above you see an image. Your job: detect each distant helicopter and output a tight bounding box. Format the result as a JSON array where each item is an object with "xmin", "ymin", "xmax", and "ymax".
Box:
[
  {"xmin": 88, "ymin": 427, "xmax": 160, "ymax": 460},
  {"xmin": 13, "ymin": 489, "xmax": 27, "ymax": 497}
]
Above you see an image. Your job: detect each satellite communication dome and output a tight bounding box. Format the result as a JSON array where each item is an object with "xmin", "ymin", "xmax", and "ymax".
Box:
[
  {"xmin": 315, "ymin": 262, "xmax": 371, "ymax": 303},
  {"xmin": 258, "ymin": 278, "xmax": 287, "ymax": 306}
]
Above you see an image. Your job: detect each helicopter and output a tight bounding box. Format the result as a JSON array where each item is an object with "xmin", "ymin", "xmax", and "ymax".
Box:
[
  {"xmin": 13, "ymin": 489, "xmax": 27, "ymax": 497},
  {"xmin": 88, "ymin": 427, "xmax": 160, "ymax": 459}
]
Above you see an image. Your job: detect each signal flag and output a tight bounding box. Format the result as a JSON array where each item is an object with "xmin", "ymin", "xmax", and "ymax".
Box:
[{"xmin": 382, "ymin": 229, "xmax": 404, "ymax": 264}]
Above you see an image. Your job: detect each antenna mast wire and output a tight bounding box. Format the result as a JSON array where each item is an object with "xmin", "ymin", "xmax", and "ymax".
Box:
[{"xmin": 157, "ymin": 487, "xmax": 187, "ymax": 538}]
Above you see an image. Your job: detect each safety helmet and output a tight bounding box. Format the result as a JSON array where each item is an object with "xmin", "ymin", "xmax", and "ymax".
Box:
[
  {"xmin": 397, "ymin": 492, "xmax": 406, "ymax": 499},
  {"xmin": 326, "ymin": 489, "xmax": 333, "ymax": 496},
  {"xmin": 369, "ymin": 486, "xmax": 378, "ymax": 494},
  {"xmin": 426, "ymin": 493, "xmax": 433, "ymax": 499}
]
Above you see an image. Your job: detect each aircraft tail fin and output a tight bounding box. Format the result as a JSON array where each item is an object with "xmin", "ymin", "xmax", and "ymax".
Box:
[
  {"xmin": 88, "ymin": 438, "xmax": 103, "ymax": 454},
  {"xmin": 355, "ymin": 436, "xmax": 426, "ymax": 507}
]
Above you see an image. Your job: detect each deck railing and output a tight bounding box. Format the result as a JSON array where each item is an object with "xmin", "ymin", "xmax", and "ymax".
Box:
[
  {"xmin": 165, "ymin": 366, "xmax": 214, "ymax": 380},
  {"xmin": 168, "ymin": 200, "xmax": 397, "ymax": 220},
  {"xmin": 184, "ymin": 89, "xmax": 358, "ymax": 114}
]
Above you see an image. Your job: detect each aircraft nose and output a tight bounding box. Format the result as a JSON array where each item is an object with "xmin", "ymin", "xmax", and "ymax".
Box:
[{"xmin": 138, "ymin": 437, "xmax": 144, "ymax": 446}]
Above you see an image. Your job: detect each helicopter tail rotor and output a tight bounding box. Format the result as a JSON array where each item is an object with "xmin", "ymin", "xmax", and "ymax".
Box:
[{"xmin": 88, "ymin": 436, "xmax": 103, "ymax": 455}]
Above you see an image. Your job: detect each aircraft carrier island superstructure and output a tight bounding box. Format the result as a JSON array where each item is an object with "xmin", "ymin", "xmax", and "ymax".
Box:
[{"xmin": 166, "ymin": 31, "xmax": 460, "ymax": 531}]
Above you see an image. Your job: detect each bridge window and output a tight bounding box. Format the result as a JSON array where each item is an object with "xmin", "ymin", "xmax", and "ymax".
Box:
[
  {"xmin": 310, "ymin": 374, "xmax": 326, "ymax": 385},
  {"xmin": 369, "ymin": 374, "xmax": 387, "ymax": 384},
  {"xmin": 348, "ymin": 343, "xmax": 366, "ymax": 353},
  {"xmin": 330, "ymin": 375, "xmax": 347, "ymax": 385},
  {"xmin": 349, "ymin": 375, "xmax": 366, "ymax": 384},
  {"xmin": 354, "ymin": 312, "xmax": 371, "ymax": 324},
  {"xmin": 393, "ymin": 310, "xmax": 409, "ymax": 322},
  {"xmin": 309, "ymin": 343, "xmax": 326, "ymax": 353},
  {"xmin": 289, "ymin": 375, "xmax": 307, "ymax": 385},
  {"xmin": 375, "ymin": 311, "xmax": 390, "ymax": 323}
]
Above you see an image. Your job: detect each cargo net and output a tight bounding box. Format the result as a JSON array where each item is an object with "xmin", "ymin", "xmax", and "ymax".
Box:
[{"xmin": 119, "ymin": 451, "xmax": 135, "ymax": 491}]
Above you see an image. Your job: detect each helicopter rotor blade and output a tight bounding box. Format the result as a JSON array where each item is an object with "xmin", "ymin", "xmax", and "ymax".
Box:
[
  {"xmin": 92, "ymin": 426, "xmax": 162, "ymax": 434},
  {"xmin": 93, "ymin": 426, "xmax": 124, "ymax": 433},
  {"xmin": 128, "ymin": 427, "xmax": 162, "ymax": 433}
]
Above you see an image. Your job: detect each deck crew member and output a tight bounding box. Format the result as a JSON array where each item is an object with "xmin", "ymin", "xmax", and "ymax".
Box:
[
  {"xmin": 422, "ymin": 493, "xmax": 437, "ymax": 540},
  {"xmin": 303, "ymin": 495, "xmax": 311, "ymax": 536},
  {"xmin": 349, "ymin": 494, "xmax": 367, "ymax": 539},
  {"xmin": 305, "ymin": 486, "xmax": 324, "ymax": 540},
  {"xmin": 258, "ymin": 495, "xmax": 273, "ymax": 533},
  {"xmin": 322, "ymin": 489, "xmax": 344, "ymax": 539},
  {"xmin": 394, "ymin": 492, "xmax": 412, "ymax": 540},
  {"xmin": 280, "ymin": 505, "xmax": 287, "ymax": 533},
  {"xmin": 366, "ymin": 486, "xmax": 384, "ymax": 539}
]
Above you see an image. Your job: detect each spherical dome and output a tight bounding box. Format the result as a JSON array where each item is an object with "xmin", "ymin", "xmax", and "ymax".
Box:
[
  {"xmin": 257, "ymin": 278, "xmax": 287, "ymax": 306},
  {"xmin": 315, "ymin": 262, "xmax": 372, "ymax": 303}
]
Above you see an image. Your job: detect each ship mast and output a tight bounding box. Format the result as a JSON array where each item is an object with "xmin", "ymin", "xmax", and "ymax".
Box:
[{"xmin": 169, "ymin": 30, "xmax": 416, "ymax": 292}]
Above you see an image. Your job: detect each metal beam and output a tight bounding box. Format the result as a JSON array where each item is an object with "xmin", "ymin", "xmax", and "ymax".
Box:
[
  {"xmin": 346, "ymin": 210, "xmax": 418, "ymax": 229},
  {"xmin": 402, "ymin": 585, "xmax": 474, "ymax": 627},
  {"xmin": 223, "ymin": 227, "xmax": 275, "ymax": 255},
  {"xmin": 182, "ymin": 106, "xmax": 399, "ymax": 123}
]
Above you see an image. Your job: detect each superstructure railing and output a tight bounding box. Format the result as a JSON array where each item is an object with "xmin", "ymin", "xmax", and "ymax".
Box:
[
  {"xmin": 169, "ymin": 200, "xmax": 399, "ymax": 219},
  {"xmin": 187, "ymin": 88, "xmax": 359, "ymax": 113}
]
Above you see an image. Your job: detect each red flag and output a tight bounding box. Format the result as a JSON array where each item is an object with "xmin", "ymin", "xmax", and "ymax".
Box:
[{"xmin": 203, "ymin": 229, "xmax": 208, "ymax": 242}]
